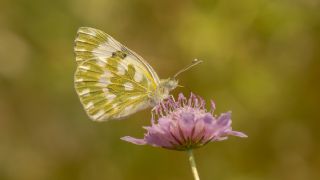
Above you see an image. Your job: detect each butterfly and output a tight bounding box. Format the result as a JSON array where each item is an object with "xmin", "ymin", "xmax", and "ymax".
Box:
[{"xmin": 74, "ymin": 27, "xmax": 202, "ymax": 121}]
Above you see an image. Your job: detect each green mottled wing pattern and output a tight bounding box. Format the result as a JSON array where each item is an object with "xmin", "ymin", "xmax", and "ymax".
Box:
[{"xmin": 74, "ymin": 27, "xmax": 159, "ymax": 121}]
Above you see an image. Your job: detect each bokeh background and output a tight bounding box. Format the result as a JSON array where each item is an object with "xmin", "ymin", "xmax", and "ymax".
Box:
[{"xmin": 1, "ymin": 0, "xmax": 320, "ymax": 179}]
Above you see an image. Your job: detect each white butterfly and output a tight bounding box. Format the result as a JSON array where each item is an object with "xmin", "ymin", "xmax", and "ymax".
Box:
[{"xmin": 74, "ymin": 27, "xmax": 201, "ymax": 121}]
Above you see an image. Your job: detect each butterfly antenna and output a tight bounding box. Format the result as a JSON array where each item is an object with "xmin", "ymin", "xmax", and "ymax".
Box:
[{"xmin": 174, "ymin": 59, "xmax": 203, "ymax": 78}]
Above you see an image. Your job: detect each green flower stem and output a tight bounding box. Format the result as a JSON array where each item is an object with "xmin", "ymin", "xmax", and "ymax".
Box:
[{"xmin": 187, "ymin": 150, "xmax": 200, "ymax": 180}]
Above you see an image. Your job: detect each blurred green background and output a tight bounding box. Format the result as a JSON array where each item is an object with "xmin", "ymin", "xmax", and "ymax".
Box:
[{"xmin": 1, "ymin": 0, "xmax": 320, "ymax": 179}]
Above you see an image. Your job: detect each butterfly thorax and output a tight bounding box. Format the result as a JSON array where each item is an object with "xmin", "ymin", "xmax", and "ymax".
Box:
[{"xmin": 148, "ymin": 78, "xmax": 178, "ymax": 106}]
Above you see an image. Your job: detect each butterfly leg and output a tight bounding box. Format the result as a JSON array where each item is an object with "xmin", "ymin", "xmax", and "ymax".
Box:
[
  {"xmin": 169, "ymin": 94, "xmax": 176, "ymax": 102},
  {"xmin": 151, "ymin": 106, "xmax": 157, "ymax": 124}
]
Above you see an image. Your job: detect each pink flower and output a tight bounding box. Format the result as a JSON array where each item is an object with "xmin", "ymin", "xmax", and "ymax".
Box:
[{"xmin": 121, "ymin": 93, "xmax": 247, "ymax": 151}]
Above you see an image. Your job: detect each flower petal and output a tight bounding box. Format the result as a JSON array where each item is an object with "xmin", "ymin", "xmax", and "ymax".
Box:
[
  {"xmin": 145, "ymin": 132, "xmax": 174, "ymax": 148},
  {"xmin": 121, "ymin": 136, "xmax": 147, "ymax": 145},
  {"xmin": 203, "ymin": 113, "xmax": 214, "ymax": 124},
  {"xmin": 193, "ymin": 117, "xmax": 206, "ymax": 142},
  {"xmin": 158, "ymin": 117, "xmax": 172, "ymax": 129},
  {"xmin": 216, "ymin": 111, "xmax": 232, "ymax": 127},
  {"xmin": 227, "ymin": 130, "xmax": 248, "ymax": 138},
  {"xmin": 169, "ymin": 122, "xmax": 184, "ymax": 144},
  {"xmin": 178, "ymin": 111, "xmax": 195, "ymax": 138},
  {"xmin": 193, "ymin": 113, "xmax": 215, "ymax": 142}
]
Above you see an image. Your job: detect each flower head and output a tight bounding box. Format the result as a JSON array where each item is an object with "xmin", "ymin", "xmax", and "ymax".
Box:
[{"xmin": 121, "ymin": 93, "xmax": 247, "ymax": 151}]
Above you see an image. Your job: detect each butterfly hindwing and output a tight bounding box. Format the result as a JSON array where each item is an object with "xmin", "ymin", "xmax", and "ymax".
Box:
[{"xmin": 74, "ymin": 27, "xmax": 159, "ymax": 121}]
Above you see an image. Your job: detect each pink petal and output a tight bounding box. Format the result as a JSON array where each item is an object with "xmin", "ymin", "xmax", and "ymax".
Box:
[
  {"xmin": 178, "ymin": 112, "xmax": 195, "ymax": 138},
  {"xmin": 121, "ymin": 136, "xmax": 146, "ymax": 145},
  {"xmin": 227, "ymin": 131, "xmax": 248, "ymax": 138},
  {"xmin": 216, "ymin": 111, "xmax": 232, "ymax": 127},
  {"xmin": 193, "ymin": 118, "xmax": 206, "ymax": 141}
]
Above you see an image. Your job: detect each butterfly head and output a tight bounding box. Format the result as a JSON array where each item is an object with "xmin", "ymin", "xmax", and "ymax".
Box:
[
  {"xmin": 149, "ymin": 78, "xmax": 178, "ymax": 106},
  {"xmin": 148, "ymin": 59, "xmax": 203, "ymax": 106},
  {"xmin": 160, "ymin": 78, "xmax": 179, "ymax": 91}
]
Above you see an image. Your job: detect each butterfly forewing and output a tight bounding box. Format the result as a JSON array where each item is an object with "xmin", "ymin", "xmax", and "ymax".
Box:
[{"xmin": 74, "ymin": 27, "xmax": 159, "ymax": 121}]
